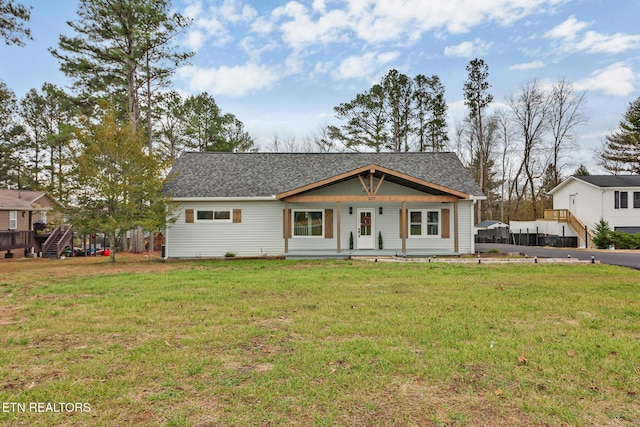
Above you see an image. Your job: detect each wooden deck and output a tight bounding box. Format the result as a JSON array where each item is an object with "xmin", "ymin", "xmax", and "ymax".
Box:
[{"xmin": 0, "ymin": 230, "xmax": 34, "ymax": 253}]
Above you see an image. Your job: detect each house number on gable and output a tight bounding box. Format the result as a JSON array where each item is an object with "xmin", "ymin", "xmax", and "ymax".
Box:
[{"xmin": 368, "ymin": 196, "xmax": 376, "ymax": 201}]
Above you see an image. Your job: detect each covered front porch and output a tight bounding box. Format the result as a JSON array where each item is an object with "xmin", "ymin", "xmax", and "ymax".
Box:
[{"xmin": 277, "ymin": 163, "xmax": 472, "ymax": 256}]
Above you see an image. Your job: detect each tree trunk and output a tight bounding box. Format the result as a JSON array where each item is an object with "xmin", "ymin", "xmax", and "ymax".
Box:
[
  {"xmin": 109, "ymin": 233, "xmax": 117, "ymax": 263},
  {"xmin": 130, "ymin": 226, "xmax": 145, "ymax": 253}
]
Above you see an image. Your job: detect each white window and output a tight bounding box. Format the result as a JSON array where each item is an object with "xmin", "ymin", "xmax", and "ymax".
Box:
[
  {"xmin": 9, "ymin": 210, "xmax": 17, "ymax": 229},
  {"xmin": 293, "ymin": 210, "xmax": 323, "ymax": 237},
  {"xmin": 409, "ymin": 209, "xmax": 439, "ymax": 237},
  {"xmin": 196, "ymin": 210, "xmax": 231, "ymax": 222}
]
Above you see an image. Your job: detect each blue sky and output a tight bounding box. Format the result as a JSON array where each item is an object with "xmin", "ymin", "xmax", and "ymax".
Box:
[{"xmin": 2, "ymin": 0, "xmax": 640, "ymax": 172}]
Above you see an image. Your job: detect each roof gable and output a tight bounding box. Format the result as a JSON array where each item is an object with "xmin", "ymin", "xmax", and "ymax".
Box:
[
  {"xmin": 0, "ymin": 189, "xmax": 63, "ymax": 210},
  {"xmin": 275, "ymin": 163, "xmax": 471, "ymax": 199},
  {"xmin": 164, "ymin": 152, "xmax": 485, "ymax": 199}
]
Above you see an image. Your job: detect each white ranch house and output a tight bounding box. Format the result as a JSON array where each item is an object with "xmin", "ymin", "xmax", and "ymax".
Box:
[{"xmin": 162, "ymin": 152, "xmax": 485, "ymax": 258}]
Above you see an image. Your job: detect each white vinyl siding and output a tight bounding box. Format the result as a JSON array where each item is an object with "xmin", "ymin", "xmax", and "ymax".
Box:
[
  {"xmin": 166, "ymin": 201, "xmax": 284, "ymax": 258},
  {"xmin": 553, "ymin": 179, "xmax": 640, "ymax": 231}
]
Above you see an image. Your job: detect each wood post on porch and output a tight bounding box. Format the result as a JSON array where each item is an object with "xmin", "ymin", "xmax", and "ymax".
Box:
[
  {"xmin": 454, "ymin": 200, "xmax": 459, "ymax": 253},
  {"xmin": 336, "ymin": 201, "xmax": 341, "ymax": 253},
  {"xmin": 401, "ymin": 201, "xmax": 407, "ymax": 254},
  {"xmin": 283, "ymin": 201, "xmax": 289, "ymax": 254}
]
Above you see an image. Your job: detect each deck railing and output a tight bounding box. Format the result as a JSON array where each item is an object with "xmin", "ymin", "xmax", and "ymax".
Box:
[
  {"xmin": 0, "ymin": 230, "xmax": 34, "ymax": 252},
  {"xmin": 41, "ymin": 225, "xmax": 73, "ymax": 258},
  {"xmin": 543, "ymin": 209, "xmax": 593, "ymax": 248}
]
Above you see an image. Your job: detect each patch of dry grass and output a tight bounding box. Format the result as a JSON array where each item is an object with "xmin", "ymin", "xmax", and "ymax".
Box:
[{"xmin": 1, "ymin": 256, "xmax": 639, "ymax": 426}]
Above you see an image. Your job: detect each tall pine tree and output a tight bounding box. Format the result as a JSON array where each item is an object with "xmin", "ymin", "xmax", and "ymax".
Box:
[
  {"xmin": 599, "ymin": 96, "xmax": 640, "ymax": 174},
  {"xmin": 463, "ymin": 58, "xmax": 493, "ymax": 223},
  {"xmin": 50, "ymin": 0, "xmax": 192, "ymax": 152}
]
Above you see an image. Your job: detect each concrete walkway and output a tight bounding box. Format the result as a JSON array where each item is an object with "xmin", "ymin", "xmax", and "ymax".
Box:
[{"xmin": 476, "ymin": 243, "xmax": 640, "ymax": 270}]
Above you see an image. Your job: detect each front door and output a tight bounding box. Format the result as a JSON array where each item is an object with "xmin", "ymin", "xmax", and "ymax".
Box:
[
  {"xmin": 569, "ymin": 194, "xmax": 577, "ymax": 216},
  {"xmin": 357, "ymin": 208, "xmax": 375, "ymax": 249}
]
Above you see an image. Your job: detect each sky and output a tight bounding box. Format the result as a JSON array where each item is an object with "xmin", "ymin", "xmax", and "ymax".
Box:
[{"xmin": 1, "ymin": 0, "xmax": 640, "ymax": 173}]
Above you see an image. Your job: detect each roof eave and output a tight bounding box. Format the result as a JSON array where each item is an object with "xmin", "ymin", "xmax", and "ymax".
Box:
[{"xmin": 171, "ymin": 196, "xmax": 277, "ymax": 202}]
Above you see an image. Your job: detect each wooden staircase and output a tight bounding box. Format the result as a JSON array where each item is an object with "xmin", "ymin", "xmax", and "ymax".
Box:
[
  {"xmin": 544, "ymin": 209, "xmax": 593, "ymax": 248},
  {"xmin": 42, "ymin": 226, "xmax": 73, "ymax": 259}
]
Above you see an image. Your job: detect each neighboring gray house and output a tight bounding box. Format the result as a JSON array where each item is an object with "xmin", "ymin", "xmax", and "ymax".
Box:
[{"xmin": 163, "ymin": 152, "xmax": 485, "ymax": 258}]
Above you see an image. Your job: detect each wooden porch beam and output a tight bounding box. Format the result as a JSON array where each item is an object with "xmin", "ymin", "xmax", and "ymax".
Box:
[
  {"xmin": 336, "ymin": 201, "xmax": 341, "ymax": 253},
  {"xmin": 454, "ymin": 199, "xmax": 459, "ymax": 253},
  {"xmin": 284, "ymin": 201, "xmax": 289, "ymax": 254},
  {"xmin": 283, "ymin": 194, "xmax": 459, "ymax": 203},
  {"xmin": 401, "ymin": 201, "xmax": 407, "ymax": 254},
  {"xmin": 372, "ymin": 174, "xmax": 386, "ymax": 196},
  {"xmin": 357, "ymin": 174, "xmax": 370, "ymax": 195}
]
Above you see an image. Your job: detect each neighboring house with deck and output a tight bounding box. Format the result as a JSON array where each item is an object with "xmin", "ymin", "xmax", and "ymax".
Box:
[
  {"xmin": 510, "ymin": 175, "xmax": 640, "ymax": 248},
  {"xmin": 548, "ymin": 175, "xmax": 640, "ymax": 234},
  {"xmin": 162, "ymin": 152, "xmax": 485, "ymax": 258},
  {"xmin": 0, "ymin": 189, "xmax": 68, "ymax": 258}
]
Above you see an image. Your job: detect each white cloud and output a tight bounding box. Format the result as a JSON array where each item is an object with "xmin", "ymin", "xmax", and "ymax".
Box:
[
  {"xmin": 334, "ymin": 53, "xmax": 377, "ymax": 80},
  {"xmin": 509, "ymin": 60, "xmax": 545, "ymax": 70},
  {"xmin": 574, "ymin": 63, "xmax": 635, "ymax": 97},
  {"xmin": 273, "ymin": 2, "xmax": 350, "ymax": 49},
  {"xmin": 177, "ymin": 63, "xmax": 280, "ymax": 97},
  {"xmin": 265, "ymin": 0, "xmax": 568, "ymax": 50},
  {"xmin": 219, "ymin": 0, "xmax": 257, "ymax": 23},
  {"xmin": 377, "ymin": 51, "xmax": 400, "ymax": 64},
  {"xmin": 333, "ymin": 51, "xmax": 400, "ymax": 80},
  {"xmin": 545, "ymin": 16, "xmax": 640, "ymax": 55},
  {"xmin": 184, "ymin": 29, "xmax": 206, "ymax": 51},
  {"xmin": 577, "ymin": 31, "xmax": 640, "ymax": 54},
  {"xmin": 444, "ymin": 38, "xmax": 491, "ymax": 58},
  {"xmin": 544, "ymin": 15, "xmax": 589, "ymax": 41},
  {"xmin": 183, "ymin": 0, "xmax": 258, "ymax": 50}
]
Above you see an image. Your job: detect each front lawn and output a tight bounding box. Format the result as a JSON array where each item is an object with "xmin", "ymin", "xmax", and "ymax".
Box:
[{"xmin": 1, "ymin": 257, "xmax": 639, "ymax": 426}]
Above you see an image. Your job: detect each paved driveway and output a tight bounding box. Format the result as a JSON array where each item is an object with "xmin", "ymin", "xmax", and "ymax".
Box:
[{"xmin": 476, "ymin": 243, "xmax": 640, "ymax": 270}]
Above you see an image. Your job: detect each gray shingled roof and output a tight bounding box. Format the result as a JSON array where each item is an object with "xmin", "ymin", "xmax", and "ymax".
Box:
[
  {"xmin": 574, "ymin": 175, "xmax": 640, "ymax": 188},
  {"xmin": 164, "ymin": 152, "xmax": 484, "ymax": 198}
]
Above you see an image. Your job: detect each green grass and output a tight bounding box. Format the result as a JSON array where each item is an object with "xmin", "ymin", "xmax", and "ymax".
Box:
[{"xmin": 1, "ymin": 258, "xmax": 639, "ymax": 426}]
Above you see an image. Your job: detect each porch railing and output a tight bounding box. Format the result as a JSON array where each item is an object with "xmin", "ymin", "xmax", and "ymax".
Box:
[{"xmin": 0, "ymin": 230, "xmax": 34, "ymax": 252}]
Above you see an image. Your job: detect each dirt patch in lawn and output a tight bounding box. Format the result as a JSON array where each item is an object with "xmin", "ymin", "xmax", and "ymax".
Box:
[{"xmin": 0, "ymin": 252, "xmax": 182, "ymax": 283}]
